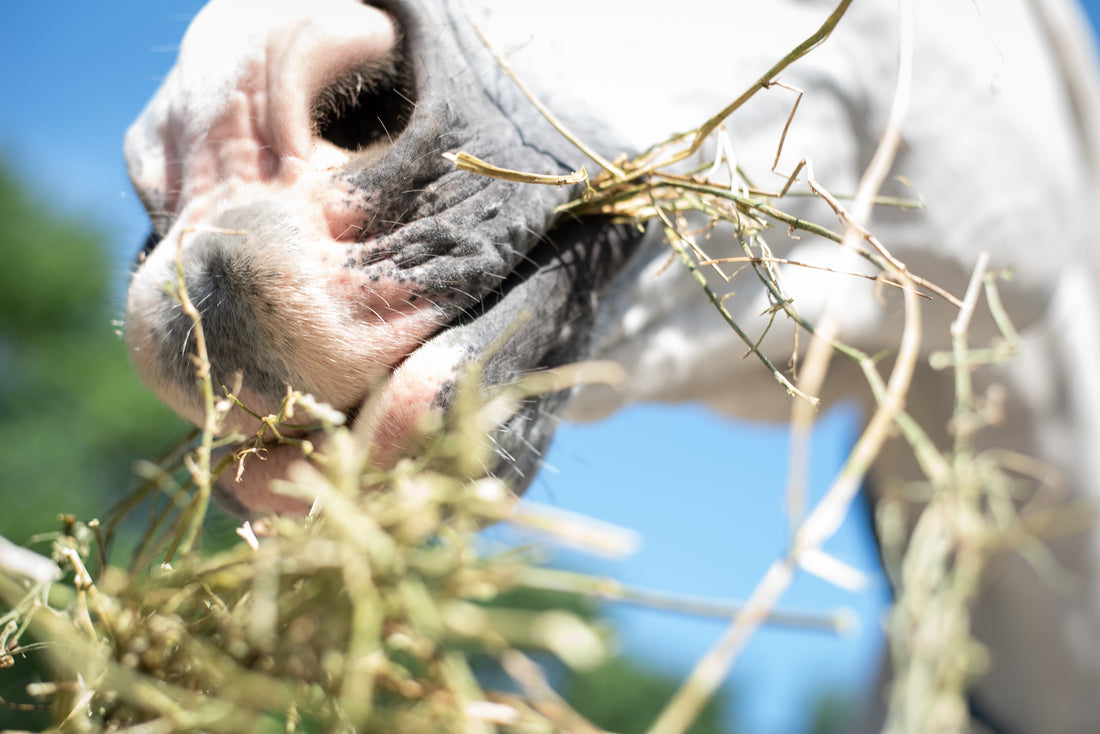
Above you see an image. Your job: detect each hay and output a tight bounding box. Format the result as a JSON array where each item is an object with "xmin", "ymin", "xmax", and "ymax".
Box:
[{"xmin": 0, "ymin": 1, "xmax": 1072, "ymax": 731}]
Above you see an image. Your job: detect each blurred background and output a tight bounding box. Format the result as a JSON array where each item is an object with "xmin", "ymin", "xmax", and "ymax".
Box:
[{"xmin": 2, "ymin": 2, "xmax": 1098, "ymax": 732}]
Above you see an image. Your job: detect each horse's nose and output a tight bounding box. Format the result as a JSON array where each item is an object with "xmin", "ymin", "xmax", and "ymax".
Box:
[
  {"xmin": 124, "ymin": 0, "xmax": 413, "ymax": 219},
  {"xmin": 122, "ymin": 1, "xmax": 429, "ymax": 433},
  {"xmin": 125, "ymin": 204, "xmax": 304, "ymax": 428}
]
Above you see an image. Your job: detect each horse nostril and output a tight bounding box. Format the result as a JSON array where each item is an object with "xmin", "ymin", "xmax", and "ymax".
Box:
[
  {"xmin": 137, "ymin": 230, "xmax": 162, "ymax": 263},
  {"xmin": 310, "ymin": 54, "xmax": 414, "ymax": 152}
]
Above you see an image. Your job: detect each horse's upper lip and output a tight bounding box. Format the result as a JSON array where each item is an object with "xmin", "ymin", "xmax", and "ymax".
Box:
[{"xmin": 212, "ymin": 231, "xmax": 563, "ymax": 515}]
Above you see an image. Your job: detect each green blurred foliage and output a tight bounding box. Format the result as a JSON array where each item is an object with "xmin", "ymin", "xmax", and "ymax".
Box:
[
  {"xmin": 566, "ymin": 656, "xmax": 733, "ymax": 734},
  {"xmin": 0, "ymin": 162, "xmax": 183, "ymax": 541},
  {"xmin": 0, "ymin": 162, "xmax": 184, "ymax": 728}
]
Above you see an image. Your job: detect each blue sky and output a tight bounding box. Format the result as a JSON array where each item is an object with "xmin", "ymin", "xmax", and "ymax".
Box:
[{"xmin": 3, "ymin": 4, "xmax": 1099, "ymax": 733}]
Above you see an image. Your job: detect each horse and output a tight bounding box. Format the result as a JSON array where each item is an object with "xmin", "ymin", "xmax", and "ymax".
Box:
[{"xmin": 123, "ymin": 1, "xmax": 1100, "ymax": 730}]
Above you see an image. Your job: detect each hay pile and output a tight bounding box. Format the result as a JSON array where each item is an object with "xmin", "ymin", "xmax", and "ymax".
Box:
[{"xmin": 0, "ymin": 387, "xmax": 623, "ymax": 732}]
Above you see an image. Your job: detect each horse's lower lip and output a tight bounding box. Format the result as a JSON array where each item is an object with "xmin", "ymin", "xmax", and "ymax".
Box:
[
  {"xmin": 215, "ymin": 434, "xmax": 320, "ymax": 517},
  {"xmin": 214, "ymin": 331, "xmax": 477, "ymax": 518}
]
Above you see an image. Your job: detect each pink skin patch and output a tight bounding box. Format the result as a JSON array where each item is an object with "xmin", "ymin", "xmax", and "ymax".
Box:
[
  {"xmin": 219, "ymin": 442, "xmax": 316, "ymax": 517},
  {"xmin": 219, "ymin": 343, "xmax": 468, "ymax": 517},
  {"xmin": 124, "ymin": 0, "xmax": 463, "ymax": 514}
]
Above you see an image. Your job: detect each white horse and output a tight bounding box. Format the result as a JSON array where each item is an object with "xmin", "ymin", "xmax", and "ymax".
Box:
[{"xmin": 123, "ymin": 1, "xmax": 1100, "ymax": 730}]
